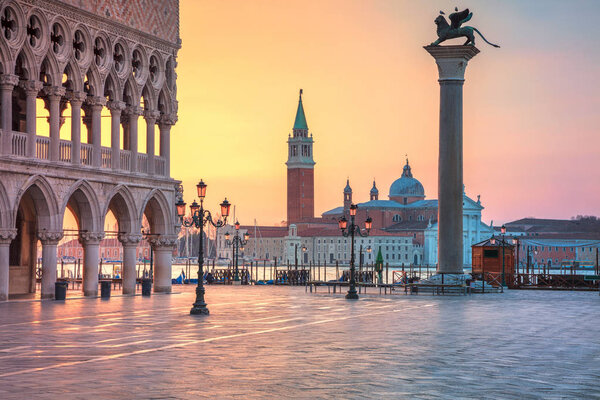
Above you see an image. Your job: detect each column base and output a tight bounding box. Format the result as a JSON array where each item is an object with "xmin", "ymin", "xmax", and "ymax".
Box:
[
  {"xmin": 190, "ymin": 305, "xmax": 210, "ymax": 315},
  {"xmin": 420, "ymin": 273, "xmax": 469, "ymax": 285},
  {"xmin": 345, "ymin": 288, "xmax": 359, "ymax": 300},
  {"xmin": 122, "ymin": 287, "xmax": 136, "ymax": 295},
  {"xmin": 83, "ymin": 290, "xmax": 98, "ymax": 297},
  {"xmin": 154, "ymin": 285, "xmax": 172, "ymax": 293}
]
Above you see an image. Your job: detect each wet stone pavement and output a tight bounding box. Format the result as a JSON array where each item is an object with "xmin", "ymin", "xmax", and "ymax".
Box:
[{"xmin": 0, "ymin": 286, "xmax": 599, "ymax": 399}]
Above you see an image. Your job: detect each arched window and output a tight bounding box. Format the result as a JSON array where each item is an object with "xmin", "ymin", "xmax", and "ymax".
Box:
[{"xmin": 392, "ymin": 214, "xmax": 402, "ymax": 222}]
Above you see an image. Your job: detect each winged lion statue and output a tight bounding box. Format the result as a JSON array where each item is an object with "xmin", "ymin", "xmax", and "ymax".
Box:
[{"xmin": 431, "ymin": 8, "xmax": 500, "ymax": 48}]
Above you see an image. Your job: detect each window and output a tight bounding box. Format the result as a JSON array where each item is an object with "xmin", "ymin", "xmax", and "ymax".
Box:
[
  {"xmin": 484, "ymin": 249, "xmax": 499, "ymax": 258},
  {"xmin": 392, "ymin": 214, "xmax": 401, "ymax": 222}
]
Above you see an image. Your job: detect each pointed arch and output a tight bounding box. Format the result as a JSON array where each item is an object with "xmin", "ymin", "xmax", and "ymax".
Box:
[
  {"xmin": 103, "ymin": 185, "xmax": 138, "ymax": 234},
  {"xmin": 40, "ymin": 52, "xmax": 60, "ymax": 86},
  {"xmin": 141, "ymin": 82, "xmax": 156, "ymax": 111},
  {"xmin": 139, "ymin": 189, "xmax": 173, "ymax": 235},
  {"xmin": 122, "ymin": 76, "xmax": 140, "ymax": 107},
  {"xmin": 14, "ymin": 175, "xmax": 60, "ymax": 231},
  {"xmin": 15, "ymin": 46, "xmax": 38, "ymax": 80},
  {"xmin": 62, "ymin": 59, "xmax": 83, "ymax": 93},
  {"xmin": 157, "ymin": 88, "xmax": 172, "ymax": 115},
  {"xmin": 83, "ymin": 63, "xmax": 101, "ymax": 97},
  {"xmin": 60, "ymin": 180, "xmax": 101, "ymax": 233},
  {"xmin": 103, "ymin": 71, "xmax": 121, "ymax": 101}
]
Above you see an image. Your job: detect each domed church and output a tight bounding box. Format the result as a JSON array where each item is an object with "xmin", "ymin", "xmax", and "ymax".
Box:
[{"xmin": 322, "ymin": 159, "xmax": 493, "ymax": 266}]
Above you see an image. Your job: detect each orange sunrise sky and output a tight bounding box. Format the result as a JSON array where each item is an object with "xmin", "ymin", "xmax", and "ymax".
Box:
[{"xmin": 169, "ymin": 0, "xmax": 600, "ymax": 227}]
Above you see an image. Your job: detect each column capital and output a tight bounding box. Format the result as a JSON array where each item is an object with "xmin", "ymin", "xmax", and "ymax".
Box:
[
  {"xmin": 0, "ymin": 229, "xmax": 17, "ymax": 244},
  {"xmin": 0, "ymin": 74, "xmax": 19, "ymax": 88},
  {"xmin": 158, "ymin": 114, "xmax": 177, "ymax": 127},
  {"xmin": 42, "ymin": 86, "xmax": 66, "ymax": 100},
  {"xmin": 37, "ymin": 230, "xmax": 64, "ymax": 245},
  {"xmin": 147, "ymin": 234, "xmax": 178, "ymax": 249},
  {"xmin": 78, "ymin": 231, "xmax": 105, "ymax": 245},
  {"xmin": 144, "ymin": 110, "xmax": 161, "ymax": 122},
  {"xmin": 118, "ymin": 233, "xmax": 143, "ymax": 247},
  {"xmin": 85, "ymin": 96, "xmax": 107, "ymax": 110},
  {"xmin": 68, "ymin": 91, "xmax": 88, "ymax": 105},
  {"xmin": 124, "ymin": 106, "xmax": 144, "ymax": 117},
  {"xmin": 424, "ymin": 45, "xmax": 479, "ymax": 81},
  {"xmin": 107, "ymin": 100, "xmax": 126, "ymax": 113},
  {"xmin": 19, "ymin": 80, "xmax": 43, "ymax": 95}
]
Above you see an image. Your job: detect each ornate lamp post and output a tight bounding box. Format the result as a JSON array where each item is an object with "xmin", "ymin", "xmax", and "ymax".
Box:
[
  {"xmin": 224, "ymin": 221, "xmax": 250, "ymax": 283},
  {"xmin": 176, "ymin": 180, "xmax": 230, "ymax": 315},
  {"xmin": 338, "ymin": 204, "xmax": 372, "ymax": 300}
]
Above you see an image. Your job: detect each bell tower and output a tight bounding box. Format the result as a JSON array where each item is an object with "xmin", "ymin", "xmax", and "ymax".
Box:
[{"xmin": 286, "ymin": 89, "xmax": 315, "ymax": 224}]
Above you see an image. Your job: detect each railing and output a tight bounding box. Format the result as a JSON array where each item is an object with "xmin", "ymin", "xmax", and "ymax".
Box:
[
  {"xmin": 120, "ymin": 150, "xmax": 131, "ymax": 171},
  {"xmin": 11, "ymin": 132, "xmax": 27, "ymax": 157},
  {"xmin": 4, "ymin": 135, "xmax": 168, "ymax": 178},
  {"xmin": 477, "ymin": 272, "xmax": 598, "ymax": 290},
  {"xmin": 80, "ymin": 143, "xmax": 93, "ymax": 166},
  {"xmin": 155, "ymin": 156, "xmax": 166, "ymax": 176},
  {"xmin": 137, "ymin": 153, "xmax": 147, "ymax": 174},
  {"xmin": 101, "ymin": 147, "xmax": 111, "ymax": 169},
  {"xmin": 59, "ymin": 140, "xmax": 71, "ymax": 162},
  {"xmin": 36, "ymin": 136, "xmax": 50, "ymax": 160}
]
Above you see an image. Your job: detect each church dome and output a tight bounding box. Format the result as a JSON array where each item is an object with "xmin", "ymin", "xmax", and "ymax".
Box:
[{"xmin": 389, "ymin": 160, "xmax": 425, "ymax": 199}]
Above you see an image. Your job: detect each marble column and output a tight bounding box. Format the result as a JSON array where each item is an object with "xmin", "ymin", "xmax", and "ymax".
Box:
[
  {"xmin": 79, "ymin": 232, "xmax": 104, "ymax": 297},
  {"xmin": 118, "ymin": 233, "xmax": 142, "ymax": 295},
  {"xmin": 37, "ymin": 231, "xmax": 63, "ymax": 299},
  {"xmin": 44, "ymin": 86, "xmax": 66, "ymax": 162},
  {"xmin": 107, "ymin": 100, "xmax": 125, "ymax": 170},
  {"xmin": 158, "ymin": 117, "xmax": 175, "ymax": 177},
  {"xmin": 424, "ymin": 45, "xmax": 479, "ymax": 274},
  {"xmin": 0, "ymin": 229, "xmax": 17, "ymax": 301},
  {"xmin": 125, "ymin": 106, "xmax": 142, "ymax": 173},
  {"xmin": 69, "ymin": 92, "xmax": 87, "ymax": 165},
  {"xmin": 144, "ymin": 111, "xmax": 159, "ymax": 176},
  {"xmin": 87, "ymin": 96, "xmax": 106, "ymax": 168},
  {"xmin": 0, "ymin": 74, "xmax": 19, "ymax": 155},
  {"xmin": 20, "ymin": 80, "xmax": 43, "ymax": 158},
  {"xmin": 148, "ymin": 235, "xmax": 177, "ymax": 293}
]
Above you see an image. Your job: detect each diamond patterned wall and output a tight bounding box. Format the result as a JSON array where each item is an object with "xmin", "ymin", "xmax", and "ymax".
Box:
[{"xmin": 58, "ymin": 0, "xmax": 179, "ymax": 43}]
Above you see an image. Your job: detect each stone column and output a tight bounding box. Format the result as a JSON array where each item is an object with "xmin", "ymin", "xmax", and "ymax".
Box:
[
  {"xmin": 125, "ymin": 106, "xmax": 142, "ymax": 173},
  {"xmin": 0, "ymin": 229, "xmax": 17, "ymax": 301},
  {"xmin": 20, "ymin": 80, "xmax": 43, "ymax": 158},
  {"xmin": 44, "ymin": 86, "xmax": 66, "ymax": 162},
  {"xmin": 158, "ymin": 117, "xmax": 175, "ymax": 177},
  {"xmin": 118, "ymin": 233, "xmax": 142, "ymax": 295},
  {"xmin": 148, "ymin": 235, "xmax": 177, "ymax": 293},
  {"xmin": 37, "ymin": 231, "xmax": 63, "ymax": 299},
  {"xmin": 69, "ymin": 92, "xmax": 87, "ymax": 165},
  {"xmin": 107, "ymin": 100, "xmax": 125, "ymax": 170},
  {"xmin": 144, "ymin": 111, "xmax": 159, "ymax": 176},
  {"xmin": 424, "ymin": 45, "xmax": 479, "ymax": 274},
  {"xmin": 87, "ymin": 96, "xmax": 106, "ymax": 168},
  {"xmin": 0, "ymin": 74, "xmax": 19, "ymax": 155},
  {"xmin": 79, "ymin": 232, "xmax": 104, "ymax": 296}
]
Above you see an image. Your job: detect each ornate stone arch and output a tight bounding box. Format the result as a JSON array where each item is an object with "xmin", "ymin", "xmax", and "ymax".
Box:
[
  {"xmin": 48, "ymin": 15, "xmax": 72, "ymax": 62},
  {"xmin": 24, "ymin": 8, "xmax": 49, "ymax": 55},
  {"xmin": 39, "ymin": 51, "xmax": 61, "ymax": 87},
  {"xmin": 103, "ymin": 185, "xmax": 138, "ymax": 234},
  {"xmin": 139, "ymin": 189, "xmax": 173, "ymax": 235},
  {"xmin": 84, "ymin": 63, "xmax": 102, "ymax": 97},
  {"xmin": 60, "ymin": 180, "xmax": 102, "ymax": 233},
  {"xmin": 103, "ymin": 70, "xmax": 121, "ymax": 102},
  {"xmin": 0, "ymin": 1, "xmax": 27, "ymax": 50},
  {"xmin": 122, "ymin": 75, "xmax": 140, "ymax": 107},
  {"xmin": 157, "ymin": 87, "xmax": 172, "ymax": 115},
  {"xmin": 62, "ymin": 59, "xmax": 83, "ymax": 93},
  {"xmin": 15, "ymin": 45, "xmax": 38, "ymax": 80},
  {"xmin": 71, "ymin": 24, "xmax": 93, "ymax": 69},
  {"xmin": 0, "ymin": 180, "xmax": 11, "ymax": 229},
  {"xmin": 148, "ymin": 51, "xmax": 164, "ymax": 89},
  {"xmin": 14, "ymin": 175, "xmax": 61, "ymax": 231},
  {"xmin": 141, "ymin": 82, "xmax": 156, "ymax": 111}
]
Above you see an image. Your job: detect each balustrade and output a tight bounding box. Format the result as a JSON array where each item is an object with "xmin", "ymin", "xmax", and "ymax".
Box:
[
  {"xmin": 81, "ymin": 143, "xmax": 93, "ymax": 166},
  {"xmin": 120, "ymin": 150, "xmax": 131, "ymax": 171},
  {"xmin": 3, "ymin": 135, "xmax": 168, "ymax": 177},
  {"xmin": 11, "ymin": 132, "xmax": 26, "ymax": 157},
  {"xmin": 59, "ymin": 140, "xmax": 72, "ymax": 163},
  {"xmin": 101, "ymin": 147, "xmax": 112, "ymax": 169},
  {"xmin": 35, "ymin": 136, "xmax": 50, "ymax": 160}
]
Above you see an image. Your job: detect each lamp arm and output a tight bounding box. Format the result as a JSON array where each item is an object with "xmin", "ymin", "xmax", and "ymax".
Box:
[{"xmin": 202, "ymin": 209, "xmax": 227, "ymax": 228}]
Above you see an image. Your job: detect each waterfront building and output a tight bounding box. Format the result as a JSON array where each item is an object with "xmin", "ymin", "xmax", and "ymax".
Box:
[{"xmin": 0, "ymin": 0, "xmax": 181, "ymax": 300}]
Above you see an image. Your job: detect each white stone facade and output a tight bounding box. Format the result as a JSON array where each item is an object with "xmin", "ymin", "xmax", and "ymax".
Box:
[{"xmin": 0, "ymin": 0, "xmax": 180, "ymax": 300}]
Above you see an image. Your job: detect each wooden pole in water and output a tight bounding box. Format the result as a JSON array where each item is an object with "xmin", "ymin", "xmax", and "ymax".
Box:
[
  {"xmin": 386, "ymin": 263, "xmax": 389, "ymax": 285},
  {"xmin": 324, "ymin": 261, "xmax": 327, "ymax": 282},
  {"xmin": 336, "ymin": 261, "xmax": 339, "ymax": 281}
]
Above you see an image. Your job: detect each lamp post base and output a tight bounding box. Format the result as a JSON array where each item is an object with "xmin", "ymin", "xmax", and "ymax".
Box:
[
  {"xmin": 190, "ymin": 304, "xmax": 210, "ymax": 315},
  {"xmin": 345, "ymin": 288, "xmax": 359, "ymax": 300}
]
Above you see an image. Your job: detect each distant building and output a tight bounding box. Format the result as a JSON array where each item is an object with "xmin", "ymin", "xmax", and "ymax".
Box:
[{"xmin": 57, "ymin": 238, "xmax": 151, "ymax": 262}]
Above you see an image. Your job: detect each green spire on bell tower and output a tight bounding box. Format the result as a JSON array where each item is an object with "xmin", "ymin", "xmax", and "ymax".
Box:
[{"xmin": 293, "ymin": 89, "xmax": 308, "ymax": 130}]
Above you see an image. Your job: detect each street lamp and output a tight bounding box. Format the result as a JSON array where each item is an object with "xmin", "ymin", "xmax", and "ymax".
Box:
[
  {"xmin": 224, "ymin": 221, "xmax": 250, "ymax": 283},
  {"xmin": 501, "ymin": 224, "xmax": 506, "ymax": 286},
  {"xmin": 176, "ymin": 180, "xmax": 230, "ymax": 315},
  {"xmin": 338, "ymin": 204, "xmax": 372, "ymax": 300}
]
